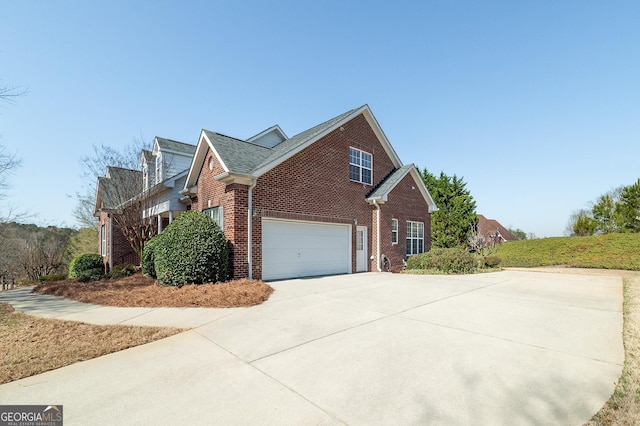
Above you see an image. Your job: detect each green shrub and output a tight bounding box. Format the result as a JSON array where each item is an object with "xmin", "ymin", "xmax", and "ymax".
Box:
[
  {"xmin": 406, "ymin": 247, "xmax": 476, "ymax": 274},
  {"xmin": 38, "ymin": 273, "xmax": 68, "ymax": 282},
  {"xmin": 141, "ymin": 236, "xmax": 159, "ymax": 278},
  {"xmin": 109, "ymin": 263, "xmax": 136, "ymax": 279},
  {"xmin": 482, "ymin": 255, "xmax": 502, "ymax": 268},
  {"xmin": 69, "ymin": 253, "xmax": 104, "ymax": 279},
  {"xmin": 77, "ymin": 268, "xmax": 104, "ymax": 283},
  {"xmin": 154, "ymin": 210, "xmax": 229, "ymax": 286}
]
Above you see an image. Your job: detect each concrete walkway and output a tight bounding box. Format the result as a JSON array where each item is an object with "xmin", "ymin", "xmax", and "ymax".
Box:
[{"xmin": 0, "ymin": 270, "xmax": 624, "ymax": 425}]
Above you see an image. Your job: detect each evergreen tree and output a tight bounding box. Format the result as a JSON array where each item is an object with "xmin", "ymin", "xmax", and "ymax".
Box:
[
  {"xmin": 420, "ymin": 168, "xmax": 477, "ymax": 248},
  {"xmin": 572, "ymin": 209, "xmax": 597, "ymax": 236},
  {"xmin": 591, "ymin": 192, "xmax": 622, "ymax": 234},
  {"xmin": 616, "ymin": 179, "xmax": 640, "ymax": 232}
]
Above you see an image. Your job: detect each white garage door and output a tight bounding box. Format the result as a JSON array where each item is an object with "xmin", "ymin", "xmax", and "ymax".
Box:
[{"xmin": 262, "ymin": 219, "xmax": 351, "ymax": 281}]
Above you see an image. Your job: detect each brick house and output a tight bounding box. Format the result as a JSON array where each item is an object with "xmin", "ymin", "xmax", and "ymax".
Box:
[
  {"xmin": 182, "ymin": 105, "xmax": 437, "ymax": 280},
  {"xmin": 476, "ymin": 214, "xmax": 519, "ymax": 245},
  {"xmin": 95, "ymin": 166, "xmax": 143, "ymax": 270},
  {"xmin": 140, "ymin": 137, "xmax": 196, "ymax": 232},
  {"xmin": 95, "ymin": 137, "xmax": 195, "ymax": 271}
]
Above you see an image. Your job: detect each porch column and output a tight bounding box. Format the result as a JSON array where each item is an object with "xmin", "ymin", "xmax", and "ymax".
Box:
[
  {"xmin": 169, "ymin": 210, "xmax": 174, "ymax": 223},
  {"xmin": 157, "ymin": 215, "xmax": 163, "ymax": 233}
]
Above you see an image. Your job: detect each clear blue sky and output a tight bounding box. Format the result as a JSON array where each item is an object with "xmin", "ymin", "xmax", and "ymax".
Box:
[{"xmin": 1, "ymin": 1, "xmax": 638, "ymax": 237}]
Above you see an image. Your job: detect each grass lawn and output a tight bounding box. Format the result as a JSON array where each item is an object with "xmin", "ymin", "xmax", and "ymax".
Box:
[
  {"xmin": 0, "ymin": 303, "xmax": 181, "ymax": 384},
  {"xmin": 1, "ymin": 274, "xmax": 274, "ymax": 384}
]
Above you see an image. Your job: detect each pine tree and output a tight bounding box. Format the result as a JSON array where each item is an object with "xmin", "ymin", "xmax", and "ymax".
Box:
[
  {"xmin": 616, "ymin": 179, "xmax": 640, "ymax": 232},
  {"xmin": 420, "ymin": 168, "xmax": 477, "ymax": 248}
]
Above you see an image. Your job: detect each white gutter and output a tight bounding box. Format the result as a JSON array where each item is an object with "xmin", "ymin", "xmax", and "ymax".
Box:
[
  {"xmin": 247, "ymin": 178, "xmax": 257, "ymax": 279},
  {"xmin": 372, "ymin": 199, "xmax": 381, "ymax": 272}
]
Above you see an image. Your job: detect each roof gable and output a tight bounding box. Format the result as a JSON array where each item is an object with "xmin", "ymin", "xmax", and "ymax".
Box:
[
  {"xmin": 153, "ymin": 137, "xmax": 196, "ymax": 156},
  {"xmin": 477, "ymin": 215, "xmax": 518, "ymax": 242},
  {"xmin": 94, "ymin": 166, "xmax": 142, "ymax": 212},
  {"xmin": 184, "ymin": 105, "xmax": 406, "ymax": 189},
  {"xmin": 367, "ymin": 164, "xmax": 438, "ymax": 211}
]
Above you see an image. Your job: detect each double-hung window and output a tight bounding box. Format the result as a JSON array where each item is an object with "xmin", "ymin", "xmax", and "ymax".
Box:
[
  {"xmin": 391, "ymin": 218, "xmax": 398, "ymax": 244},
  {"xmin": 406, "ymin": 221, "xmax": 424, "ymax": 256},
  {"xmin": 349, "ymin": 147, "xmax": 372, "ymax": 185},
  {"xmin": 100, "ymin": 224, "xmax": 107, "ymax": 256},
  {"xmin": 204, "ymin": 206, "xmax": 224, "ymax": 229}
]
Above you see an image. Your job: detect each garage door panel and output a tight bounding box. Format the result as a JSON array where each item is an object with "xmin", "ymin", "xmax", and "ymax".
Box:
[{"xmin": 262, "ymin": 220, "xmax": 351, "ymax": 280}]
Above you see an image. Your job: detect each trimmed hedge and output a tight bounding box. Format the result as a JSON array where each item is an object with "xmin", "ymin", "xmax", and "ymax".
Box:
[
  {"xmin": 153, "ymin": 210, "xmax": 229, "ymax": 286},
  {"xmin": 69, "ymin": 253, "xmax": 104, "ymax": 279},
  {"xmin": 406, "ymin": 247, "xmax": 476, "ymax": 274},
  {"xmin": 141, "ymin": 236, "xmax": 159, "ymax": 279},
  {"xmin": 482, "ymin": 255, "xmax": 502, "ymax": 268}
]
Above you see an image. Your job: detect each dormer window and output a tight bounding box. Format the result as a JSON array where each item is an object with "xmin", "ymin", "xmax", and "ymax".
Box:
[
  {"xmin": 349, "ymin": 147, "xmax": 372, "ymax": 185},
  {"xmin": 155, "ymin": 154, "xmax": 162, "ymax": 184},
  {"xmin": 142, "ymin": 165, "xmax": 149, "ymax": 190}
]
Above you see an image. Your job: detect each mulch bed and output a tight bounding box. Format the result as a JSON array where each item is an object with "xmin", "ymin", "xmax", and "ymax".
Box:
[{"xmin": 32, "ymin": 274, "xmax": 274, "ymax": 308}]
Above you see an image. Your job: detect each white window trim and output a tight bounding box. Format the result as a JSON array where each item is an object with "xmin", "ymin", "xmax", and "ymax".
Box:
[
  {"xmin": 100, "ymin": 224, "xmax": 107, "ymax": 256},
  {"xmin": 155, "ymin": 154, "xmax": 162, "ymax": 184},
  {"xmin": 406, "ymin": 220, "xmax": 425, "ymax": 256},
  {"xmin": 204, "ymin": 206, "xmax": 224, "ymax": 230},
  {"xmin": 349, "ymin": 147, "xmax": 373, "ymax": 185},
  {"xmin": 391, "ymin": 218, "xmax": 398, "ymax": 245}
]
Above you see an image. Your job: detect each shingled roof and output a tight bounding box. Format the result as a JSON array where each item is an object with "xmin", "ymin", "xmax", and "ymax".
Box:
[
  {"xmin": 185, "ymin": 105, "xmax": 404, "ymax": 189},
  {"xmin": 201, "ymin": 131, "xmax": 271, "ymax": 174},
  {"xmin": 477, "ymin": 214, "xmax": 518, "ymax": 242},
  {"xmin": 366, "ymin": 164, "xmax": 438, "ymax": 211},
  {"xmin": 94, "ymin": 166, "xmax": 142, "ymax": 213},
  {"xmin": 155, "ymin": 137, "xmax": 197, "ymax": 155}
]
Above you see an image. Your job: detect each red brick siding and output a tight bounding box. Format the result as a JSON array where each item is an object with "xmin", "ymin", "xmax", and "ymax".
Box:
[
  {"xmin": 378, "ymin": 173, "xmax": 432, "ymax": 272},
  {"xmin": 251, "ymin": 113, "xmax": 397, "ymax": 279},
  {"xmin": 191, "ymin": 113, "xmax": 431, "ymax": 279},
  {"xmin": 193, "ymin": 149, "xmax": 248, "ymax": 278},
  {"xmin": 98, "ymin": 211, "xmax": 140, "ymax": 271}
]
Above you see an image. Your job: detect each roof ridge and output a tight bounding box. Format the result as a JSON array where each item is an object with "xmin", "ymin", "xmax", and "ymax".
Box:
[{"xmin": 156, "ymin": 136, "xmax": 195, "ymax": 147}]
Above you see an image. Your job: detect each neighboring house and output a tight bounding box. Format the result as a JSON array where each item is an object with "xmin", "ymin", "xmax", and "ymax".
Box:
[
  {"xmin": 182, "ymin": 104, "xmax": 438, "ymax": 280},
  {"xmin": 94, "ymin": 166, "xmax": 143, "ymax": 270},
  {"xmin": 95, "ymin": 137, "xmax": 196, "ymax": 270},
  {"xmin": 476, "ymin": 214, "xmax": 519, "ymax": 246},
  {"xmin": 140, "ymin": 137, "xmax": 196, "ymax": 232}
]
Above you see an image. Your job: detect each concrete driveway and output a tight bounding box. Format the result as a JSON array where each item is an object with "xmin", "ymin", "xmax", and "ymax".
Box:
[{"xmin": 0, "ymin": 270, "xmax": 623, "ymax": 425}]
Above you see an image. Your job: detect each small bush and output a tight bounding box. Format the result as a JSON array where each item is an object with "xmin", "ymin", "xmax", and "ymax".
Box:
[
  {"xmin": 38, "ymin": 274, "xmax": 68, "ymax": 282},
  {"xmin": 109, "ymin": 264, "xmax": 136, "ymax": 279},
  {"xmin": 77, "ymin": 268, "xmax": 104, "ymax": 283},
  {"xmin": 69, "ymin": 253, "xmax": 104, "ymax": 279},
  {"xmin": 406, "ymin": 247, "xmax": 476, "ymax": 274},
  {"xmin": 141, "ymin": 236, "xmax": 159, "ymax": 279},
  {"xmin": 154, "ymin": 210, "xmax": 229, "ymax": 286},
  {"xmin": 482, "ymin": 255, "xmax": 502, "ymax": 268}
]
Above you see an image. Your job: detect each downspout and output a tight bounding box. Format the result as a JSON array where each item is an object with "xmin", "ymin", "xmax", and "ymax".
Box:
[
  {"xmin": 372, "ymin": 199, "xmax": 381, "ymax": 272},
  {"xmin": 247, "ymin": 178, "xmax": 257, "ymax": 279}
]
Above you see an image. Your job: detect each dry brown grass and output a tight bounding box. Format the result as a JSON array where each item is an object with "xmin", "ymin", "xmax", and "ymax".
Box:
[
  {"xmin": 1, "ymin": 275, "xmax": 273, "ymax": 384},
  {"xmin": 32, "ymin": 274, "xmax": 274, "ymax": 308},
  {"xmin": 0, "ymin": 303, "xmax": 181, "ymax": 384}
]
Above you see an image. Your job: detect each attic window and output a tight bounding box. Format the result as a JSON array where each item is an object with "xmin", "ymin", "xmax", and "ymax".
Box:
[
  {"xmin": 349, "ymin": 147, "xmax": 372, "ymax": 185},
  {"xmin": 208, "ymin": 157, "xmax": 215, "ymax": 171}
]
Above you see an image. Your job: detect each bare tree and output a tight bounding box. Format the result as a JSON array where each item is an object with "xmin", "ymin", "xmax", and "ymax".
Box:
[
  {"xmin": 19, "ymin": 227, "xmax": 71, "ymax": 281},
  {"xmin": 96, "ymin": 166, "xmax": 158, "ymax": 258},
  {"xmin": 468, "ymin": 222, "xmax": 488, "ymax": 254},
  {"xmin": 1, "ymin": 81, "xmax": 28, "ymax": 225},
  {"xmin": 0, "ymin": 85, "xmax": 28, "ymax": 103},
  {"xmin": 0, "ymin": 144, "xmax": 24, "ymax": 226}
]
